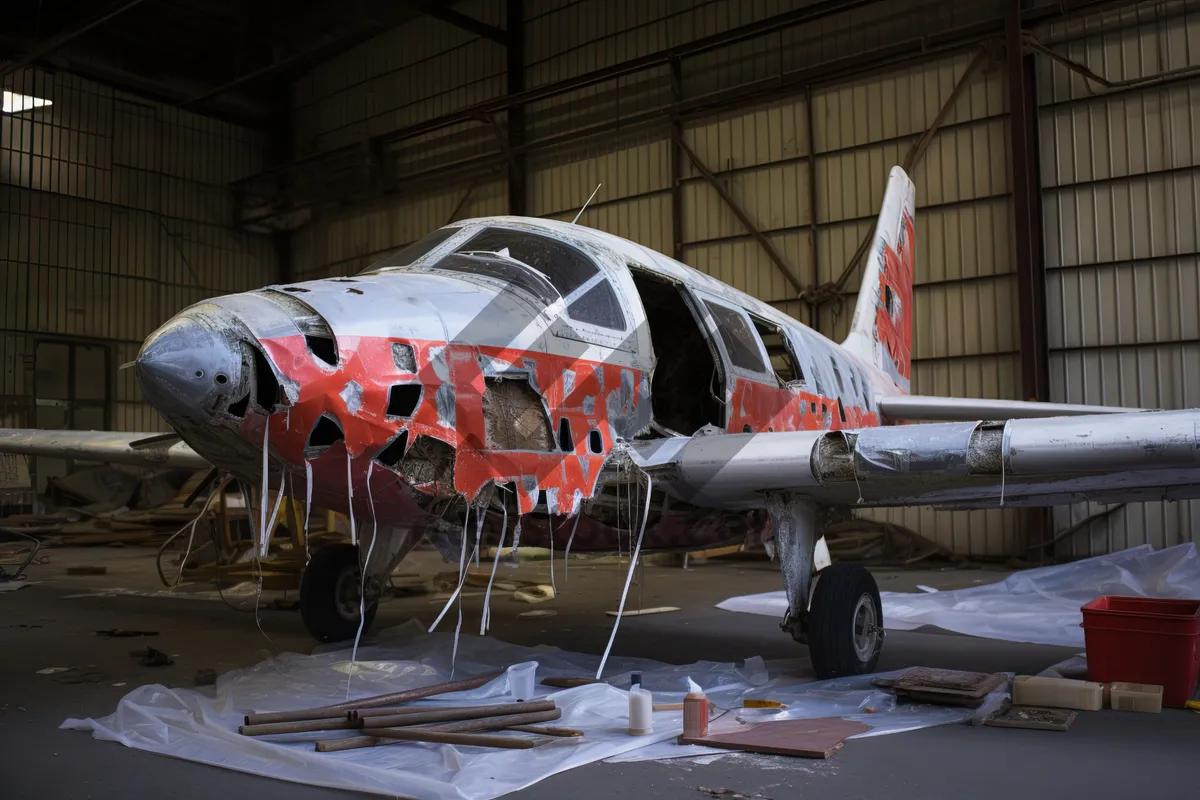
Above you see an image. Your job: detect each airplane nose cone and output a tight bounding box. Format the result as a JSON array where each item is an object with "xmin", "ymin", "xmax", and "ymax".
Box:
[{"xmin": 137, "ymin": 315, "xmax": 240, "ymax": 422}]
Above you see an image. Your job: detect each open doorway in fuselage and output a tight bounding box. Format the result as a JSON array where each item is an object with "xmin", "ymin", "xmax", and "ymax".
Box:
[{"xmin": 629, "ymin": 267, "xmax": 725, "ymax": 435}]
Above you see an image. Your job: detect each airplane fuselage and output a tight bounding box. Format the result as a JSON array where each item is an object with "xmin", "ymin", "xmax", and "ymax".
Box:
[{"xmin": 135, "ymin": 215, "xmax": 910, "ymax": 554}]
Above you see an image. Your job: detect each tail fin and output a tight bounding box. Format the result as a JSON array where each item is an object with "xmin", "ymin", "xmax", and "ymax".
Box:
[{"xmin": 842, "ymin": 166, "xmax": 916, "ymax": 394}]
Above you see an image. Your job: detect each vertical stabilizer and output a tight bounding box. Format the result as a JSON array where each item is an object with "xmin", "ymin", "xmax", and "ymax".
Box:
[{"xmin": 842, "ymin": 166, "xmax": 916, "ymax": 394}]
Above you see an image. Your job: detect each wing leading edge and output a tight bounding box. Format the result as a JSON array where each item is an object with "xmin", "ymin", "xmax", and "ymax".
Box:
[
  {"xmin": 0, "ymin": 429, "xmax": 207, "ymax": 470},
  {"xmin": 628, "ymin": 409, "xmax": 1200, "ymax": 511}
]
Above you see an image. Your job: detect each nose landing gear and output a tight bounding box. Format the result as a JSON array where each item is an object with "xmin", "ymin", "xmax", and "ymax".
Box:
[{"xmin": 300, "ymin": 543, "xmax": 378, "ymax": 643}]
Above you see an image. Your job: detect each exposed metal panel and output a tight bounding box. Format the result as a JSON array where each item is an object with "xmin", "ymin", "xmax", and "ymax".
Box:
[{"xmin": 1036, "ymin": 2, "xmax": 1200, "ymax": 558}]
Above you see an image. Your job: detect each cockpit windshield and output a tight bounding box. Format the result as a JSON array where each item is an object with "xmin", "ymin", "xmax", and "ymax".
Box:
[
  {"xmin": 431, "ymin": 253, "xmax": 558, "ymax": 307},
  {"xmin": 362, "ymin": 225, "xmax": 627, "ymax": 331}
]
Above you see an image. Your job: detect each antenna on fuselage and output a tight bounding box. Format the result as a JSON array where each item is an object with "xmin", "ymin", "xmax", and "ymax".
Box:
[{"xmin": 571, "ymin": 183, "xmax": 602, "ymax": 224}]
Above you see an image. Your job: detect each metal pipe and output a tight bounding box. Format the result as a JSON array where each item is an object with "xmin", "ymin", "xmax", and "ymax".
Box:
[
  {"xmin": 346, "ymin": 729, "xmax": 539, "ymax": 749},
  {"xmin": 242, "ymin": 671, "xmax": 502, "ymax": 725},
  {"xmin": 313, "ymin": 708, "xmax": 563, "ymax": 752},
  {"xmin": 361, "ymin": 700, "xmax": 556, "ymax": 729},
  {"xmin": 239, "ymin": 717, "xmax": 359, "ymax": 737}
]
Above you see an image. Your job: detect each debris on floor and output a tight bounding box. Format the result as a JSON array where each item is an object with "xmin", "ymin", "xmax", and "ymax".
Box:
[
  {"xmin": 985, "ymin": 706, "xmax": 1077, "ymax": 731},
  {"xmin": 37, "ymin": 667, "xmax": 72, "ymax": 675},
  {"xmin": 131, "ymin": 647, "xmax": 174, "ymax": 667},
  {"xmin": 96, "ymin": 629, "xmax": 159, "ymax": 638},
  {"xmin": 697, "ymin": 787, "xmax": 772, "ymax": 800},
  {"xmin": 62, "ymin": 621, "xmax": 975, "ymax": 799},
  {"xmin": 194, "ymin": 669, "xmax": 218, "ymax": 687},
  {"xmin": 513, "ymin": 584, "xmax": 555, "ymax": 604},
  {"xmin": 605, "ymin": 606, "xmax": 679, "ymax": 617}
]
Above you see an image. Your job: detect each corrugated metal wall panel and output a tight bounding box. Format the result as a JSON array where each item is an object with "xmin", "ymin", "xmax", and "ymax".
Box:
[
  {"xmin": 293, "ymin": 179, "xmax": 509, "ymax": 279},
  {"xmin": 293, "ymin": 0, "xmax": 507, "ymax": 155},
  {"xmin": 1037, "ymin": 2, "xmax": 1200, "ymax": 558},
  {"xmin": 1, "ymin": 66, "xmax": 274, "ymax": 450}
]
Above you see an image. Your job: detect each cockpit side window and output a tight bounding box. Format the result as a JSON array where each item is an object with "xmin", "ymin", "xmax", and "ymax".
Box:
[
  {"xmin": 458, "ymin": 228, "xmax": 597, "ymax": 297},
  {"xmin": 457, "ymin": 227, "xmax": 626, "ymax": 331}
]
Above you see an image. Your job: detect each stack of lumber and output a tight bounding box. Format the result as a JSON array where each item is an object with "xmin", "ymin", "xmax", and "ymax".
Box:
[{"xmin": 235, "ymin": 671, "xmax": 582, "ymax": 752}]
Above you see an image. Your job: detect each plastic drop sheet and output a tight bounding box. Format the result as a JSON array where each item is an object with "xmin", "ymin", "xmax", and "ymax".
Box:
[
  {"xmin": 61, "ymin": 621, "xmax": 969, "ymax": 797},
  {"xmin": 717, "ymin": 544, "xmax": 1200, "ymax": 648}
]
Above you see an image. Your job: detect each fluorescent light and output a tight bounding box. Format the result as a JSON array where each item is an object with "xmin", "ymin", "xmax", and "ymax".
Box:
[{"xmin": 2, "ymin": 90, "xmax": 53, "ymax": 114}]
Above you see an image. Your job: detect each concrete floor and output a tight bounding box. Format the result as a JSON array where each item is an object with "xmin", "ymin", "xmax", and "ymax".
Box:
[{"xmin": 2, "ymin": 547, "xmax": 1196, "ymax": 799}]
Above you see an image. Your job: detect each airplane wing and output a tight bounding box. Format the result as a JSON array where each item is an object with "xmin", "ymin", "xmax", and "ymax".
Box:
[
  {"xmin": 877, "ymin": 395, "xmax": 1144, "ymax": 422},
  {"xmin": 0, "ymin": 429, "xmax": 208, "ymax": 470},
  {"xmin": 628, "ymin": 409, "xmax": 1200, "ymax": 511}
]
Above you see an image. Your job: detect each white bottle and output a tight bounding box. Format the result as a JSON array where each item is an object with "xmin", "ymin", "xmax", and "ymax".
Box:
[{"xmin": 628, "ymin": 684, "xmax": 653, "ymax": 735}]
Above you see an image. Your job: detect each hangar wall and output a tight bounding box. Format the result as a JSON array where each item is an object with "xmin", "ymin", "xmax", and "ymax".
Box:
[
  {"xmin": 1, "ymin": 66, "xmax": 275, "ymax": 484},
  {"xmin": 1038, "ymin": 2, "xmax": 1200, "ymax": 558},
  {"xmin": 282, "ymin": 0, "xmax": 1197, "ymax": 558}
]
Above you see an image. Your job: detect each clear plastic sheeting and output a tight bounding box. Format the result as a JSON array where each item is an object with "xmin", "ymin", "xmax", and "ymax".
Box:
[
  {"xmin": 60, "ymin": 622, "xmax": 972, "ymax": 798},
  {"xmin": 717, "ymin": 544, "xmax": 1200, "ymax": 648},
  {"xmin": 851, "ymin": 421, "xmax": 977, "ymax": 476}
]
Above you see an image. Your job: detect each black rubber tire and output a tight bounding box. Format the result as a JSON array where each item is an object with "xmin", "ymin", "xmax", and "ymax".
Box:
[
  {"xmin": 300, "ymin": 543, "xmax": 378, "ymax": 643},
  {"xmin": 807, "ymin": 562, "xmax": 883, "ymax": 679}
]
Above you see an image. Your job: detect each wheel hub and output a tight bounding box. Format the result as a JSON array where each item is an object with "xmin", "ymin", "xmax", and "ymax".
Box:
[
  {"xmin": 333, "ymin": 565, "xmax": 363, "ymax": 622},
  {"xmin": 852, "ymin": 592, "xmax": 881, "ymax": 661}
]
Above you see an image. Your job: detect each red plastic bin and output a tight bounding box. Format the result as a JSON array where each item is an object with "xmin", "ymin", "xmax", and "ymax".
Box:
[{"xmin": 1081, "ymin": 596, "xmax": 1200, "ymax": 708}]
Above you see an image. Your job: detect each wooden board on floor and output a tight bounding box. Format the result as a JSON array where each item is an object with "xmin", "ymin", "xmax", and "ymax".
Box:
[
  {"xmin": 986, "ymin": 706, "xmax": 1077, "ymax": 731},
  {"xmin": 678, "ymin": 717, "xmax": 869, "ymax": 759},
  {"xmin": 892, "ymin": 668, "xmax": 1006, "ymax": 707}
]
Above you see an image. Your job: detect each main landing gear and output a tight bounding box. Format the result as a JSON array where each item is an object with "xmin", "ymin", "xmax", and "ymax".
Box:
[{"xmin": 769, "ymin": 494, "xmax": 883, "ymax": 678}]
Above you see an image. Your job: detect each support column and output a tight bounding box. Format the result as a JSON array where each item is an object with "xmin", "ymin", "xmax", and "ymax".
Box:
[
  {"xmin": 669, "ymin": 58, "xmax": 685, "ymax": 262},
  {"xmin": 506, "ymin": 0, "xmax": 527, "ymax": 216},
  {"xmin": 1006, "ymin": 0, "xmax": 1048, "ymax": 402},
  {"xmin": 1006, "ymin": 0, "xmax": 1051, "ymax": 553}
]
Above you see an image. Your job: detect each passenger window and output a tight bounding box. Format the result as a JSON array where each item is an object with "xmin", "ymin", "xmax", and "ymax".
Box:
[
  {"xmin": 750, "ymin": 316, "xmax": 803, "ymax": 385},
  {"xmin": 704, "ymin": 302, "xmax": 767, "ymax": 373},
  {"xmin": 567, "ymin": 280, "xmax": 626, "ymax": 331},
  {"xmin": 459, "ymin": 228, "xmax": 597, "ymax": 297}
]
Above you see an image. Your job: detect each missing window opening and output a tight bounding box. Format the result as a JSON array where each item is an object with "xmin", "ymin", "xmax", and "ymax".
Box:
[
  {"xmin": 283, "ymin": 286, "xmax": 310, "ymax": 293},
  {"xmin": 392, "ymin": 342, "xmax": 417, "ymax": 372},
  {"xmin": 307, "ymin": 415, "xmax": 344, "ymax": 451},
  {"xmin": 837, "ymin": 398, "xmax": 847, "ymax": 423},
  {"xmin": 346, "ymin": 288, "xmax": 364, "ymax": 295},
  {"xmin": 375, "ymin": 430, "xmax": 410, "ymax": 468},
  {"xmin": 588, "ymin": 429, "xmax": 603, "ymax": 454},
  {"xmin": 306, "ymin": 335, "xmax": 338, "ymax": 367},
  {"xmin": 227, "ymin": 393, "xmax": 249, "ymax": 418},
  {"xmin": 250, "ymin": 346, "xmax": 280, "ymax": 409},
  {"xmin": 885, "ymin": 285, "xmax": 895, "ymax": 317},
  {"xmin": 558, "ymin": 418, "xmax": 574, "ymax": 451},
  {"xmin": 387, "ymin": 384, "xmax": 422, "ymax": 417},
  {"xmin": 482, "ymin": 377, "xmax": 554, "ymax": 451}
]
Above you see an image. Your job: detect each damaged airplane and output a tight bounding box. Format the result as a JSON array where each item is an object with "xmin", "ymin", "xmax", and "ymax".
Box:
[{"xmin": 3, "ymin": 165, "xmax": 1191, "ymax": 680}]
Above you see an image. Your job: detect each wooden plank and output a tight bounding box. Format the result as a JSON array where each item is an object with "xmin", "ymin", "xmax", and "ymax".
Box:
[
  {"xmin": 605, "ymin": 606, "xmax": 680, "ymax": 617},
  {"xmin": 679, "ymin": 717, "xmax": 869, "ymax": 759}
]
